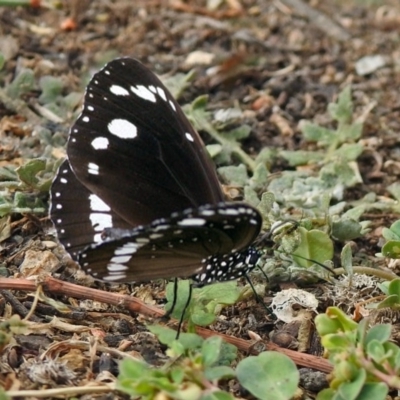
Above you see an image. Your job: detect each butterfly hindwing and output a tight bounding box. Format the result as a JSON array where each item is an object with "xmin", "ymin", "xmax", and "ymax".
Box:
[{"xmin": 79, "ymin": 203, "xmax": 262, "ymax": 282}]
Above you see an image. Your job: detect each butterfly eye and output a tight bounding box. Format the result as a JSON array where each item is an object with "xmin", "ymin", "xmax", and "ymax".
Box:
[{"xmin": 50, "ymin": 57, "xmax": 262, "ymax": 285}]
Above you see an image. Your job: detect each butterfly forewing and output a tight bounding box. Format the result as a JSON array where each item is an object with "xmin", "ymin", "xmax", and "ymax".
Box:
[
  {"xmin": 67, "ymin": 58, "xmax": 224, "ymax": 226},
  {"xmin": 79, "ymin": 203, "xmax": 262, "ymax": 282}
]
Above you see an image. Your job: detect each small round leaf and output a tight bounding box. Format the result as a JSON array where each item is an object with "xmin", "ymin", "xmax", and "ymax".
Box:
[{"xmin": 236, "ymin": 352, "xmax": 299, "ymax": 400}]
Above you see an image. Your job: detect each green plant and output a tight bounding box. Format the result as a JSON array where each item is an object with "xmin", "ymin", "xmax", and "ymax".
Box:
[
  {"xmin": 315, "ymin": 306, "xmax": 400, "ymax": 400},
  {"xmin": 117, "ymin": 326, "xmax": 298, "ymax": 400},
  {"xmin": 0, "ymin": 157, "xmax": 61, "ymax": 217},
  {"xmin": 381, "ymin": 220, "xmax": 400, "ymax": 259},
  {"xmin": 368, "ymin": 278, "xmax": 400, "ymax": 309}
]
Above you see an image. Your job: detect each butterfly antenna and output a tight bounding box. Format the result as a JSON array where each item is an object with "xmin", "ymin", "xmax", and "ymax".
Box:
[
  {"xmin": 291, "ymin": 253, "xmax": 337, "ymax": 276},
  {"xmin": 255, "ymin": 263, "xmax": 270, "ymax": 282}
]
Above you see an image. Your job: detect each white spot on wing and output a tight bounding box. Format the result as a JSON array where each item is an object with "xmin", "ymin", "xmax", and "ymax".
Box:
[
  {"xmin": 108, "ymin": 119, "xmax": 137, "ymax": 139},
  {"xmin": 89, "ymin": 194, "xmax": 110, "ymax": 212},
  {"xmin": 88, "ymin": 162, "xmax": 99, "ymax": 175},
  {"xmin": 178, "ymin": 218, "xmax": 206, "ymax": 226},
  {"xmin": 185, "ymin": 132, "xmax": 194, "ymax": 142},
  {"xmin": 103, "ymin": 274, "xmax": 127, "ymax": 281},
  {"xmin": 130, "ymin": 85, "xmax": 156, "ymax": 102},
  {"xmin": 114, "ymin": 243, "xmax": 140, "ymax": 255},
  {"xmin": 82, "ymin": 116, "xmax": 89, "ymax": 123},
  {"xmin": 169, "ymin": 100, "xmax": 176, "ymax": 112},
  {"xmin": 150, "ymin": 233, "xmax": 163, "ymax": 239},
  {"xmin": 91, "ymin": 137, "xmax": 109, "ymax": 150},
  {"xmin": 199, "ymin": 210, "xmax": 215, "ymax": 216},
  {"xmin": 157, "ymin": 87, "xmax": 167, "ymax": 101},
  {"xmin": 217, "ymin": 208, "xmax": 239, "ymax": 216},
  {"xmin": 110, "ymin": 85, "xmax": 129, "ymax": 96},
  {"xmin": 108, "ymin": 257, "xmax": 131, "ymax": 265}
]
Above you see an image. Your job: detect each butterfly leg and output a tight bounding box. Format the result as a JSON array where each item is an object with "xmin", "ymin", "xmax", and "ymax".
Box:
[
  {"xmin": 163, "ymin": 277, "xmax": 179, "ymax": 320},
  {"xmin": 244, "ymin": 273, "xmax": 274, "ymax": 317}
]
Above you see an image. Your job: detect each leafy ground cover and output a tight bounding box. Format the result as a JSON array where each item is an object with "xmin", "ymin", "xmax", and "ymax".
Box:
[{"xmin": 1, "ymin": 1, "xmax": 400, "ymax": 399}]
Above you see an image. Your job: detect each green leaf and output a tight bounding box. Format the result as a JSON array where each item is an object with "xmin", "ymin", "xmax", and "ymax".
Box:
[
  {"xmin": 332, "ymin": 219, "xmax": 362, "ymax": 241},
  {"xmin": 280, "ymin": 150, "xmax": 323, "ymax": 166},
  {"xmin": 381, "ymin": 241, "xmax": 400, "ymax": 258},
  {"xmin": 236, "ymin": 352, "xmax": 299, "ymax": 400},
  {"xmin": 259, "ymin": 192, "xmax": 275, "ymax": 215},
  {"xmin": 15, "ymin": 159, "xmax": 46, "ymax": 188},
  {"xmin": 376, "ymin": 294, "xmax": 400, "ymax": 309},
  {"xmin": 365, "ymin": 324, "xmax": 391, "ymax": 345},
  {"xmin": 328, "ymin": 86, "xmax": 353, "ymax": 124},
  {"xmin": 202, "ymin": 336, "xmax": 223, "ymax": 367},
  {"xmin": 206, "ymin": 144, "xmax": 223, "ymax": 158},
  {"xmin": 204, "ymin": 366, "xmax": 235, "ymax": 381},
  {"xmin": 315, "ymin": 313, "xmax": 343, "ymax": 336},
  {"xmin": 367, "ymin": 340, "xmax": 387, "ymax": 363},
  {"xmin": 337, "ymin": 369, "xmax": 366, "ymax": 400},
  {"xmin": 316, "ymin": 388, "xmax": 335, "ymax": 400},
  {"xmin": 320, "ymin": 161, "xmax": 362, "ymax": 189},
  {"xmin": 195, "ymin": 282, "xmax": 240, "ymax": 306},
  {"xmin": 163, "ymin": 70, "xmax": 195, "ymax": 100},
  {"xmin": 355, "ymin": 382, "xmax": 388, "ymax": 400},
  {"xmin": 387, "ymin": 183, "xmax": 400, "ymax": 202},
  {"xmin": 117, "ymin": 358, "xmax": 154, "ymax": 397},
  {"xmin": 62, "ymin": 91, "xmax": 82, "ymax": 110},
  {"xmin": 6, "ymin": 68, "xmax": 35, "ymax": 98},
  {"xmin": 38, "ymin": 75, "xmax": 65, "ymax": 104},
  {"xmin": 200, "ymin": 391, "xmax": 236, "ymax": 400},
  {"xmin": 388, "ymin": 279, "xmax": 400, "ymax": 297},
  {"xmin": 384, "ymin": 342, "xmax": 400, "ymax": 370},
  {"xmin": 165, "ymin": 280, "xmax": 191, "ymax": 321},
  {"xmin": 190, "ymin": 305, "xmax": 217, "ymax": 326},
  {"xmin": 383, "ymin": 220, "xmax": 400, "ymax": 239},
  {"xmin": 292, "ymin": 227, "xmax": 333, "ymax": 268},
  {"xmin": 377, "ymin": 281, "xmax": 390, "ymax": 295},
  {"xmin": 325, "ymin": 307, "xmax": 358, "ymax": 332},
  {"xmin": 321, "ymin": 333, "xmax": 352, "ymax": 351},
  {"xmin": 340, "ymin": 243, "xmax": 353, "ymax": 276},
  {"xmin": 250, "ymin": 163, "xmax": 269, "ymax": 188},
  {"xmin": 148, "ymin": 325, "xmax": 203, "ymax": 351},
  {"xmin": 224, "ymin": 124, "xmax": 252, "ymax": 140},
  {"xmin": 218, "ymin": 164, "xmax": 248, "ymax": 186},
  {"xmin": 118, "ymin": 358, "xmax": 149, "ymax": 381},
  {"xmin": 333, "ymin": 143, "xmax": 363, "ymax": 161},
  {"xmin": 243, "ymin": 186, "xmax": 260, "ymax": 207},
  {"xmin": 300, "ymin": 122, "xmax": 336, "ymax": 145},
  {"xmin": 336, "ymin": 124, "xmax": 363, "ymax": 143}
]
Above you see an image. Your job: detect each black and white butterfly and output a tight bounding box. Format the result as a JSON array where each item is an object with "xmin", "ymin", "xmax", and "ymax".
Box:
[{"xmin": 50, "ymin": 58, "xmax": 262, "ymax": 287}]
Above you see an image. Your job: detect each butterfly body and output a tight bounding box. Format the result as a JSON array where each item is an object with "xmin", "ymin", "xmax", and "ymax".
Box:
[{"xmin": 50, "ymin": 58, "xmax": 262, "ymax": 285}]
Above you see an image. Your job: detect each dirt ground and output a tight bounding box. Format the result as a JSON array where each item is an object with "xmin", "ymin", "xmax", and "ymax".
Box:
[{"xmin": 1, "ymin": 1, "xmax": 400, "ymax": 399}]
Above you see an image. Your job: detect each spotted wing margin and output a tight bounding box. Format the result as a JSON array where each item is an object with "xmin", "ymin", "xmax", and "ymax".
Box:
[
  {"xmin": 50, "ymin": 160, "xmax": 133, "ymax": 258},
  {"xmin": 67, "ymin": 57, "xmax": 224, "ymax": 227},
  {"xmin": 79, "ymin": 203, "xmax": 262, "ymax": 283}
]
